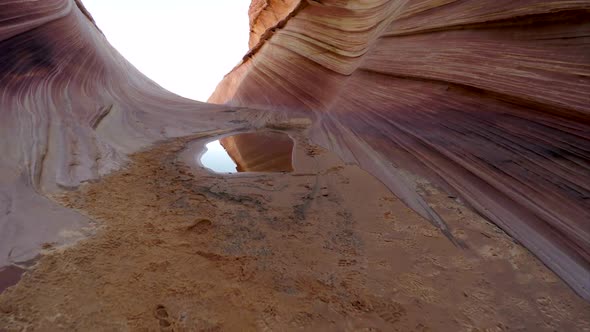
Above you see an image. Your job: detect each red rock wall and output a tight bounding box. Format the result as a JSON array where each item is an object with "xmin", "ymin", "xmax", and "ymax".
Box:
[
  {"xmin": 210, "ymin": 0, "xmax": 590, "ymax": 299},
  {"xmin": 248, "ymin": 0, "xmax": 299, "ymax": 48},
  {"xmin": 0, "ymin": 0, "xmax": 240, "ymax": 269}
]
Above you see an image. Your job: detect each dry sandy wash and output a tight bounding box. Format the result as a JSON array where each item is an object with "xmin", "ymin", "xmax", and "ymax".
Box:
[{"xmin": 1, "ymin": 0, "xmax": 590, "ymax": 331}]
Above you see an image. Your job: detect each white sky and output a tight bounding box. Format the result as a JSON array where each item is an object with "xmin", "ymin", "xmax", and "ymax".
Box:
[{"xmin": 83, "ymin": 0, "xmax": 251, "ymax": 102}]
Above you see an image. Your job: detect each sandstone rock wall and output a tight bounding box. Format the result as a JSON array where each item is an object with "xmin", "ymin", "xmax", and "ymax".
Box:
[
  {"xmin": 210, "ymin": 0, "xmax": 590, "ymax": 299},
  {"xmin": 0, "ymin": 0, "xmax": 239, "ymax": 268},
  {"xmin": 248, "ymin": 0, "xmax": 299, "ymax": 48}
]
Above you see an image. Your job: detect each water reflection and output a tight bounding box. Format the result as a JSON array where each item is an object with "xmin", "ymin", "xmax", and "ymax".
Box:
[
  {"xmin": 0, "ymin": 265, "xmax": 26, "ymax": 293},
  {"xmin": 0, "ymin": 256, "xmax": 38, "ymax": 294},
  {"xmin": 201, "ymin": 140, "xmax": 238, "ymax": 173},
  {"xmin": 200, "ymin": 132, "xmax": 294, "ymax": 173}
]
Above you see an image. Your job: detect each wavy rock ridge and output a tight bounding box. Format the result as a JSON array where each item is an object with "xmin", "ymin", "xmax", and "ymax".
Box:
[
  {"xmin": 0, "ymin": 0, "xmax": 589, "ymax": 303},
  {"xmin": 211, "ymin": 0, "xmax": 590, "ymax": 299},
  {"xmin": 0, "ymin": 0, "xmax": 246, "ymax": 269}
]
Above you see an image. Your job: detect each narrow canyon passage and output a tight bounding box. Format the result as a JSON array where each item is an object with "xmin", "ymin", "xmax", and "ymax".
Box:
[{"xmin": 1, "ymin": 124, "xmax": 588, "ymax": 331}]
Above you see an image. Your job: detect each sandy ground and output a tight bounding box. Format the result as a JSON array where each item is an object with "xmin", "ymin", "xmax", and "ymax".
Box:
[{"xmin": 0, "ymin": 126, "xmax": 589, "ymax": 331}]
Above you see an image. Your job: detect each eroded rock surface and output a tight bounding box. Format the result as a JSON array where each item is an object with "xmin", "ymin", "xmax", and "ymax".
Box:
[
  {"xmin": 211, "ymin": 0, "xmax": 590, "ymax": 300},
  {"xmin": 0, "ymin": 0, "xmax": 246, "ymax": 269},
  {"xmin": 0, "ymin": 0, "xmax": 589, "ymax": 329}
]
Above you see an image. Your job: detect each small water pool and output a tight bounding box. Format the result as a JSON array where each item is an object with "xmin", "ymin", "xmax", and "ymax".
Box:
[
  {"xmin": 0, "ymin": 256, "xmax": 38, "ymax": 294},
  {"xmin": 0, "ymin": 265, "xmax": 26, "ymax": 294},
  {"xmin": 200, "ymin": 132, "xmax": 294, "ymax": 173},
  {"xmin": 201, "ymin": 140, "xmax": 238, "ymax": 173}
]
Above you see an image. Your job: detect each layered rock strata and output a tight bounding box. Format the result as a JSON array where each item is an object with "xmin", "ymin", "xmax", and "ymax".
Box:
[
  {"xmin": 0, "ymin": 0, "xmax": 245, "ymax": 269},
  {"xmin": 211, "ymin": 0, "xmax": 590, "ymax": 299},
  {"xmin": 0, "ymin": 0, "xmax": 589, "ymax": 302}
]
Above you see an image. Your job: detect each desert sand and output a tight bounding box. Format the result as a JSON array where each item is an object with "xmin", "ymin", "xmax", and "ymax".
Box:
[{"xmin": 1, "ymin": 124, "xmax": 589, "ymax": 330}]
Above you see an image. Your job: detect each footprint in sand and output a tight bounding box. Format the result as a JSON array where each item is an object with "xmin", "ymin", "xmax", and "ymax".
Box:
[
  {"xmin": 186, "ymin": 218, "xmax": 213, "ymax": 234},
  {"xmin": 373, "ymin": 301, "xmax": 407, "ymax": 325},
  {"xmin": 338, "ymin": 259, "xmax": 357, "ymax": 267},
  {"xmin": 155, "ymin": 304, "xmax": 172, "ymax": 330}
]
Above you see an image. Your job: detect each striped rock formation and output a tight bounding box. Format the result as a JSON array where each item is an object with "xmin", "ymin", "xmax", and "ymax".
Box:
[
  {"xmin": 0, "ymin": 0, "xmax": 589, "ymax": 302},
  {"xmin": 0, "ymin": 0, "xmax": 245, "ymax": 271},
  {"xmin": 210, "ymin": 0, "xmax": 590, "ymax": 299}
]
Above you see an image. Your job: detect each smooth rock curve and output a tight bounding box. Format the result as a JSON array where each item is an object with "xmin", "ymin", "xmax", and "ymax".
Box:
[{"xmin": 210, "ymin": 0, "xmax": 590, "ymax": 300}]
